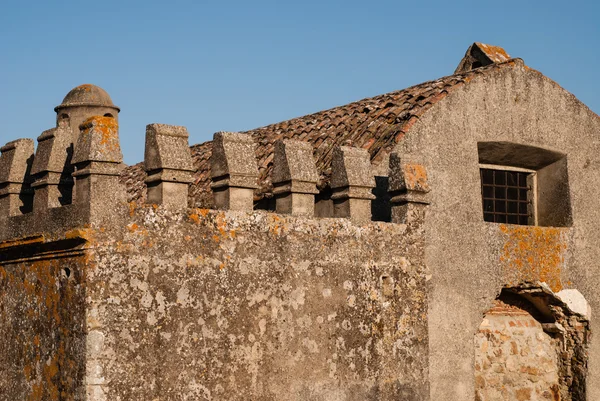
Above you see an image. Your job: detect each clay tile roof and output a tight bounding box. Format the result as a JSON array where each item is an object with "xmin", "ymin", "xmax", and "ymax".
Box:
[
  {"xmin": 121, "ymin": 59, "xmax": 520, "ymax": 208},
  {"xmin": 55, "ymin": 84, "xmax": 120, "ymax": 112}
]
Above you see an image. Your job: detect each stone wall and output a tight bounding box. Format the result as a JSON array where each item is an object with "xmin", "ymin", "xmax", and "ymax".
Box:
[
  {"xmin": 399, "ymin": 61, "xmax": 600, "ymax": 400},
  {"xmin": 84, "ymin": 206, "xmax": 429, "ymax": 400},
  {"xmin": 475, "ymin": 299, "xmax": 561, "ymax": 401},
  {"xmin": 0, "ymin": 239, "xmax": 88, "ymax": 401}
]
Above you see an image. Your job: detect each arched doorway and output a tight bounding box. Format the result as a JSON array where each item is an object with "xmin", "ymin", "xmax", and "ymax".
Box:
[{"xmin": 474, "ymin": 284, "xmax": 589, "ymax": 401}]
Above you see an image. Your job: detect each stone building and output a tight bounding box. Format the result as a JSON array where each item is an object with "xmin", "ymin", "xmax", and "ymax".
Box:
[{"xmin": 0, "ymin": 43, "xmax": 598, "ymax": 400}]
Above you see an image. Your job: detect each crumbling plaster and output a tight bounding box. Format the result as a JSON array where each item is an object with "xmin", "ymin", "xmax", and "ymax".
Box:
[{"xmin": 397, "ymin": 60, "xmax": 600, "ymax": 400}]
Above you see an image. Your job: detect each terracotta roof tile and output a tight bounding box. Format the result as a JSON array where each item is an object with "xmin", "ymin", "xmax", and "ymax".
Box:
[{"xmin": 121, "ymin": 60, "xmax": 519, "ymax": 207}]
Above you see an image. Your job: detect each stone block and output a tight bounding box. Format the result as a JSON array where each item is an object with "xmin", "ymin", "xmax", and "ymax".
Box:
[
  {"xmin": 210, "ymin": 132, "xmax": 258, "ymax": 211},
  {"xmin": 31, "ymin": 126, "xmax": 74, "ymax": 209},
  {"xmin": 330, "ymin": 146, "xmax": 375, "ymax": 223},
  {"xmin": 272, "ymin": 139, "xmax": 318, "ymax": 216},
  {"xmin": 144, "ymin": 124, "xmax": 194, "ymax": 210},
  {"xmin": 388, "ymin": 152, "xmax": 430, "ymax": 224},
  {"xmin": 0, "ymin": 138, "xmax": 35, "ymax": 216},
  {"xmin": 72, "ymin": 116, "xmax": 125, "ymax": 222}
]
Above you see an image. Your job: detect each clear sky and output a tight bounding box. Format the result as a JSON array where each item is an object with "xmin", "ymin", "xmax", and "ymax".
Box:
[{"xmin": 0, "ymin": 0, "xmax": 598, "ymax": 164}]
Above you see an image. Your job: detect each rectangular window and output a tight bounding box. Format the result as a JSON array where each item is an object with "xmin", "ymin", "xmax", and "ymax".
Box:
[{"xmin": 480, "ymin": 165, "xmax": 535, "ymax": 225}]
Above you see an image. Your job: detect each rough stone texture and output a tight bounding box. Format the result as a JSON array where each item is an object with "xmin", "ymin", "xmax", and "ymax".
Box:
[
  {"xmin": 273, "ymin": 140, "xmax": 319, "ymax": 216},
  {"xmin": 31, "ymin": 126, "xmax": 74, "ymax": 209},
  {"xmin": 475, "ymin": 286, "xmax": 589, "ymax": 401},
  {"xmin": 0, "ymin": 138, "xmax": 35, "ymax": 216},
  {"xmin": 72, "ymin": 116, "xmax": 126, "ymax": 224},
  {"xmin": 330, "ymin": 146, "xmax": 376, "ymax": 223},
  {"xmin": 475, "ymin": 300, "xmax": 561, "ymax": 401},
  {"xmin": 397, "ymin": 59, "xmax": 600, "ymax": 400},
  {"xmin": 144, "ymin": 124, "xmax": 194, "ymax": 210},
  {"xmin": 388, "ymin": 154, "xmax": 431, "ymax": 224},
  {"xmin": 210, "ymin": 132, "xmax": 258, "ymax": 211},
  {"xmin": 0, "ymin": 236, "xmax": 88, "ymax": 401},
  {"xmin": 88, "ymin": 207, "xmax": 428, "ymax": 400}
]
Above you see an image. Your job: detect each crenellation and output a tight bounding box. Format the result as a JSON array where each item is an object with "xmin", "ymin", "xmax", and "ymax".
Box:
[
  {"xmin": 272, "ymin": 139, "xmax": 319, "ymax": 216},
  {"xmin": 330, "ymin": 145, "xmax": 376, "ymax": 223},
  {"xmin": 72, "ymin": 115, "xmax": 125, "ymax": 222},
  {"xmin": 0, "ymin": 138, "xmax": 35, "ymax": 217},
  {"xmin": 388, "ymin": 152, "xmax": 431, "ymax": 224},
  {"xmin": 210, "ymin": 131, "xmax": 258, "ymax": 211},
  {"xmin": 144, "ymin": 123, "xmax": 194, "ymax": 210},
  {"xmin": 31, "ymin": 125, "xmax": 74, "ymax": 210}
]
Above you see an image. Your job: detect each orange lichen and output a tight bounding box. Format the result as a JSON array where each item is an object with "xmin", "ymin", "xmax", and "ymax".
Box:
[
  {"xmin": 403, "ymin": 163, "xmax": 430, "ymax": 192},
  {"xmin": 128, "ymin": 201, "xmax": 137, "ymax": 217},
  {"xmin": 477, "ymin": 43, "xmax": 510, "ymax": 62},
  {"xmin": 498, "ymin": 224, "xmax": 568, "ymax": 292},
  {"xmin": 189, "ymin": 212, "xmax": 200, "ymax": 224},
  {"xmin": 64, "ymin": 228, "xmax": 94, "ymax": 242},
  {"xmin": 80, "ymin": 115, "xmax": 120, "ymax": 154}
]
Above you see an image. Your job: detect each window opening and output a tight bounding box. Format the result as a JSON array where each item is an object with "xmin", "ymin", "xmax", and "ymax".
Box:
[{"xmin": 480, "ymin": 164, "xmax": 535, "ymax": 225}]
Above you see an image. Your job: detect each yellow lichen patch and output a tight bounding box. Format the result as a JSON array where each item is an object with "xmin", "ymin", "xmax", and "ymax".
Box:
[
  {"xmin": 80, "ymin": 115, "xmax": 120, "ymax": 154},
  {"xmin": 268, "ymin": 214, "xmax": 286, "ymax": 236},
  {"xmin": 189, "ymin": 212, "xmax": 200, "ymax": 224},
  {"xmin": 128, "ymin": 201, "xmax": 137, "ymax": 217},
  {"xmin": 498, "ymin": 224, "xmax": 568, "ymax": 292},
  {"xmin": 403, "ymin": 163, "xmax": 430, "ymax": 192},
  {"xmin": 477, "ymin": 43, "xmax": 510, "ymax": 62}
]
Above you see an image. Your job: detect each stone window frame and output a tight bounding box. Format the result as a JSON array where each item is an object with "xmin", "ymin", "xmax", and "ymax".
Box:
[{"xmin": 477, "ymin": 142, "xmax": 572, "ymax": 227}]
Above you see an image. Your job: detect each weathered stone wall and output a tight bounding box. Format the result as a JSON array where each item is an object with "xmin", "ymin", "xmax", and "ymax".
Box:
[
  {"xmin": 475, "ymin": 300, "xmax": 561, "ymax": 401},
  {"xmin": 0, "ymin": 238, "xmax": 88, "ymax": 401},
  {"xmin": 399, "ymin": 61, "xmax": 600, "ymax": 400},
  {"xmin": 84, "ymin": 207, "xmax": 428, "ymax": 400}
]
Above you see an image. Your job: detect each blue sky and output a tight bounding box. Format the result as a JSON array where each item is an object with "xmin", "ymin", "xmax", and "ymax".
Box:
[{"xmin": 0, "ymin": 0, "xmax": 598, "ymax": 164}]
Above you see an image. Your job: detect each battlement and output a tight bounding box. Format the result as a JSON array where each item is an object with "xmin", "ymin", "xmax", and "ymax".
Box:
[{"xmin": 0, "ymin": 85, "xmax": 432, "ymax": 243}]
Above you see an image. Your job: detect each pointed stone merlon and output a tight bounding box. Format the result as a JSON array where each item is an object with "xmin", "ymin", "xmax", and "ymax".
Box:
[
  {"xmin": 72, "ymin": 116, "xmax": 125, "ymax": 221},
  {"xmin": 272, "ymin": 139, "xmax": 319, "ymax": 217},
  {"xmin": 330, "ymin": 146, "xmax": 376, "ymax": 223},
  {"xmin": 144, "ymin": 124, "xmax": 194, "ymax": 210},
  {"xmin": 0, "ymin": 139, "xmax": 35, "ymax": 217},
  {"xmin": 210, "ymin": 132, "xmax": 258, "ymax": 211},
  {"xmin": 31, "ymin": 125, "xmax": 74, "ymax": 210},
  {"xmin": 388, "ymin": 153, "xmax": 431, "ymax": 224}
]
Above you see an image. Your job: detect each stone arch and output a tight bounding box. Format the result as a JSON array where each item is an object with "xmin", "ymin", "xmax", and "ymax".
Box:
[{"xmin": 475, "ymin": 283, "xmax": 590, "ymax": 401}]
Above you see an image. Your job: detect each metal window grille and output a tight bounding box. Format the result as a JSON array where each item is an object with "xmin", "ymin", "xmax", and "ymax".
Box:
[{"xmin": 480, "ymin": 168, "xmax": 533, "ymax": 225}]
